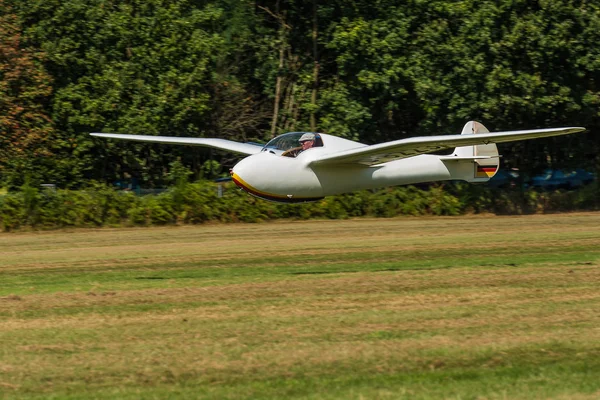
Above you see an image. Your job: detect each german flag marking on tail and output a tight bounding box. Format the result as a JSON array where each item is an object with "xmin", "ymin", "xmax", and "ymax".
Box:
[{"xmin": 476, "ymin": 165, "xmax": 498, "ymax": 178}]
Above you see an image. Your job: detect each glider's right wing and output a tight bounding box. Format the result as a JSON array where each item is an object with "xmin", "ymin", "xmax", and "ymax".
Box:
[{"xmin": 90, "ymin": 133, "xmax": 263, "ymax": 156}]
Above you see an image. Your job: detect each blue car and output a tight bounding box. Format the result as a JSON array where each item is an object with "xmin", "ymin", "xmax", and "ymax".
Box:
[
  {"xmin": 488, "ymin": 169, "xmax": 521, "ymax": 188},
  {"xmin": 530, "ymin": 169, "xmax": 595, "ymax": 190}
]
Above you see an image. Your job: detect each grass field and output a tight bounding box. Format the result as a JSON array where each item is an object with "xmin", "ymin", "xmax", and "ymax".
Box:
[{"xmin": 1, "ymin": 213, "xmax": 600, "ymax": 399}]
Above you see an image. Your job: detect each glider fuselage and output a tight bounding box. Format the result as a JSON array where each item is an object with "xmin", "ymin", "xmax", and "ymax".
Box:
[{"xmin": 231, "ymin": 139, "xmax": 453, "ymax": 203}]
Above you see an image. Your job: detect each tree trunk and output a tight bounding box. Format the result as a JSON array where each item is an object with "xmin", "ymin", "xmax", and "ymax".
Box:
[
  {"xmin": 266, "ymin": 1, "xmax": 289, "ymax": 139},
  {"xmin": 310, "ymin": 0, "xmax": 319, "ymax": 132},
  {"xmin": 270, "ymin": 39, "xmax": 285, "ymax": 139}
]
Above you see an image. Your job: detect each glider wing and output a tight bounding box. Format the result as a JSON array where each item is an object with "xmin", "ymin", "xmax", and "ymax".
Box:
[
  {"xmin": 309, "ymin": 127, "xmax": 585, "ymax": 166},
  {"xmin": 90, "ymin": 133, "xmax": 263, "ymax": 156}
]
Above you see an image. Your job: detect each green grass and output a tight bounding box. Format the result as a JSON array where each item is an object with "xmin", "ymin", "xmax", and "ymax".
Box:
[{"xmin": 1, "ymin": 213, "xmax": 600, "ymax": 399}]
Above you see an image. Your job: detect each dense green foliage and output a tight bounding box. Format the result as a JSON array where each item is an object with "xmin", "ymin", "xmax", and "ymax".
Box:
[
  {"xmin": 1, "ymin": 181, "xmax": 598, "ymax": 231},
  {"xmin": 0, "ymin": 3, "xmax": 54, "ymax": 185},
  {"xmin": 1, "ymin": 0, "xmax": 599, "ymax": 189}
]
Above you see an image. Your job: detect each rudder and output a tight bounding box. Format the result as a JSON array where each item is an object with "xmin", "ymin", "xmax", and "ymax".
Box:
[{"xmin": 447, "ymin": 121, "xmax": 500, "ymax": 182}]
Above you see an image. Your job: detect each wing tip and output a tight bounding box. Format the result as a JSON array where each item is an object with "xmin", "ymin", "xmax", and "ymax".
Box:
[{"xmin": 90, "ymin": 132, "xmax": 116, "ymax": 137}]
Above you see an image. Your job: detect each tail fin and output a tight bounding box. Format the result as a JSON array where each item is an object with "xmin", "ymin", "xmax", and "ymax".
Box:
[{"xmin": 443, "ymin": 121, "xmax": 500, "ymax": 183}]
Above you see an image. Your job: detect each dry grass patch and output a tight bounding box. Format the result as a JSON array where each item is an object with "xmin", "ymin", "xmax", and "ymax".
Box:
[{"xmin": 1, "ymin": 213, "xmax": 600, "ymax": 399}]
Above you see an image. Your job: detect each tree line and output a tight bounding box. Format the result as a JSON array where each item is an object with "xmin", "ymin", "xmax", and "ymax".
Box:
[{"xmin": 1, "ymin": 0, "xmax": 599, "ymax": 189}]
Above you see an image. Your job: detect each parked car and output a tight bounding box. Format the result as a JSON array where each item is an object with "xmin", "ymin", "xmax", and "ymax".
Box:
[
  {"xmin": 488, "ymin": 169, "xmax": 521, "ymax": 188},
  {"xmin": 571, "ymin": 168, "xmax": 596, "ymax": 186},
  {"xmin": 530, "ymin": 169, "xmax": 595, "ymax": 190}
]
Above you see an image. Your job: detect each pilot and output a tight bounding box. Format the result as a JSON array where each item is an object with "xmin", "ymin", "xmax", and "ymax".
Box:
[
  {"xmin": 299, "ymin": 133, "xmax": 316, "ymax": 151},
  {"xmin": 282, "ymin": 133, "xmax": 316, "ymax": 157}
]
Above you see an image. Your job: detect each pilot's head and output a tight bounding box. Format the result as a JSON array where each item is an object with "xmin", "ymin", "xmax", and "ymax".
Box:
[{"xmin": 299, "ymin": 133, "xmax": 315, "ymax": 150}]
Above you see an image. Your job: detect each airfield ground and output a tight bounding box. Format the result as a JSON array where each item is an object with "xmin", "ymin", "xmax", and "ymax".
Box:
[{"xmin": 1, "ymin": 213, "xmax": 599, "ymax": 399}]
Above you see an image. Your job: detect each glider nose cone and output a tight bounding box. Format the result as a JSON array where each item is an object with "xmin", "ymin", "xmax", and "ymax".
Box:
[
  {"xmin": 230, "ymin": 158, "xmax": 252, "ymax": 191},
  {"xmin": 230, "ymin": 155, "xmax": 277, "ymax": 199}
]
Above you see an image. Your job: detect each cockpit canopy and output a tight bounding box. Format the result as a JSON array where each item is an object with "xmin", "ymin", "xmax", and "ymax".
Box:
[{"xmin": 262, "ymin": 132, "xmax": 323, "ymax": 155}]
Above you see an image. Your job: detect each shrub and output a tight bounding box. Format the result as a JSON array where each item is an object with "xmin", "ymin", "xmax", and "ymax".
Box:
[
  {"xmin": 0, "ymin": 180, "xmax": 597, "ymax": 232},
  {"xmin": 1, "ymin": 193, "xmax": 24, "ymax": 231}
]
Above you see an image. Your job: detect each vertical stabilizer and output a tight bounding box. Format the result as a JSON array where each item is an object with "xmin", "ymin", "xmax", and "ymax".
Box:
[{"xmin": 446, "ymin": 121, "xmax": 500, "ymax": 182}]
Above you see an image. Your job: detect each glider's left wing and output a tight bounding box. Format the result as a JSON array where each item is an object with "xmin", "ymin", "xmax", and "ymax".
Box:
[
  {"xmin": 309, "ymin": 127, "xmax": 585, "ymax": 166},
  {"xmin": 90, "ymin": 133, "xmax": 263, "ymax": 155}
]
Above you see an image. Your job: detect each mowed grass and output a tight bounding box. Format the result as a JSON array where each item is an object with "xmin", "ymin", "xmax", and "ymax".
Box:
[{"xmin": 1, "ymin": 213, "xmax": 599, "ymax": 399}]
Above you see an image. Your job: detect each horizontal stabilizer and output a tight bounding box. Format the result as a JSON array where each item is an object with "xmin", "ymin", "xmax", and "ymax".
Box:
[{"xmin": 439, "ymin": 155, "xmax": 498, "ymax": 161}]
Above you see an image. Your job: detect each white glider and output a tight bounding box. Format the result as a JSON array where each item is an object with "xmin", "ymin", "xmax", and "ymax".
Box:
[{"xmin": 91, "ymin": 121, "xmax": 585, "ymax": 203}]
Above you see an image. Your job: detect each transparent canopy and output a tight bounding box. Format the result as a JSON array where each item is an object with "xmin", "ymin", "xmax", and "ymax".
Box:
[{"xmin": 262, "ymin": 132, "xmax": 323, "ymax": 154}]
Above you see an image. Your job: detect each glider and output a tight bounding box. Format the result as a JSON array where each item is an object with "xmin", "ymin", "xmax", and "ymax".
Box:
[{"xmin": 91, "ymin": 121, "xmax": 585, "ymax": 203}]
